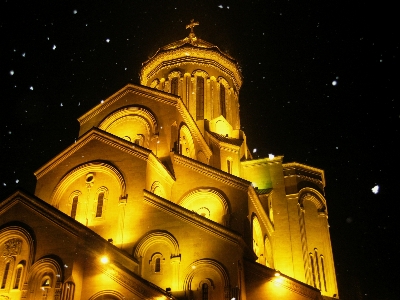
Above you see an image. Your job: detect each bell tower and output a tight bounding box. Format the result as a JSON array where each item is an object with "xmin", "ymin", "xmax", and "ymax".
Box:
[{"xmin": 140, "ymin": 20, "xmax": 243, "ymax": 138}]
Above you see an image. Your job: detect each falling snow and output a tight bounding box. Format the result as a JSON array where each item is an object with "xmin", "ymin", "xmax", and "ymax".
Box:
[{"xmin": 372, "ymin": 185, "xmax": 379, "ymax": 194}]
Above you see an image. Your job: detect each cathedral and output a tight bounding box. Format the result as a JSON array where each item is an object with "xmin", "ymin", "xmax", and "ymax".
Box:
[{"xmin": 0, "ymin": 21, "xmax": 339, "ymax": 300}]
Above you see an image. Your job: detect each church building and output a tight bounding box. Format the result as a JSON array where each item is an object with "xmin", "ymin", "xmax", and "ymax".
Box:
[{"xmin": 0, "ymin": 21, "xmax": 339, "ymax": 299}]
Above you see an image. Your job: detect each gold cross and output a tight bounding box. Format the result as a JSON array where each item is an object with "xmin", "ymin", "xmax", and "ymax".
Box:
[{"xmin": 186, "ymin": 19, "xmax": 199, "ymax": 33}]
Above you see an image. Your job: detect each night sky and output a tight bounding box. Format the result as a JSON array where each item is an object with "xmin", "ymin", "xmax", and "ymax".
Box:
[{"xmin": 1, "ymin": 1, "xmax": 398, "ymax": 299}]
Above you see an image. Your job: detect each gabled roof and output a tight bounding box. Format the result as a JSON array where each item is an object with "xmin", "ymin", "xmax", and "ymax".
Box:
[
  {"xmin": 75, "ymin": 83, "xmax": 212, "ymax": 163},
  {"xmin": 34, "ymin": 127, "xmax": 153, "ymax": 179},
  {"xmin": 243, "ymin": 258, "xmax": 323, "ymax": 300},
  {"xmin": 0, "ymin": 190, "xmax": 174, "ymax": 300},
  {"xmin": 173, "ymin": 153, "xmax": 250, "ymax": 191},
  {"xmin": 77, "ymin": 83, "xmax": 179, "ymax": 127},
  {"xmin": 34, "ymin": 127, "xmax": 175, "ymax": 185}
]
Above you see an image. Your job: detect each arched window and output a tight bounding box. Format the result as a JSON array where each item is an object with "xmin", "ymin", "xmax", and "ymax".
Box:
[
  {"xmin": 155, "ymin": 257, "xmax": 161, "ymax": 273},
  {"xmin": 96, "ymin": 192, "xmax": 104, "ymax": 218},
  {"xmin": 196, "ymin": 76, "xmax": 204, "ymax": 120},
  {"xmin": 202, "ymin": 282, "xmax": 209, "ymax": 300},
  {"xmin": 71, "ymin": 195, "xmax": 78, "ymax": 219},
  {"xmin": 13, "ymin": 265, "xmax": 23, "ymax": 289},
  {"xmin": 220, "ymin": 84, "xmax": 226, "ymax": 118},
  {"xmin": 179, "ymin": 125, "xmax": 195, "ymax": 159},
  {"xmin": 171, "ymin": 77, "xmax": 178, "ymax": 95},
  {"xmin": 1, "ymin": 261, "xmax": 10, "ymax": 289},
  {"xmin": 252, "ymin": 215, "xmax": 264, "ymax": 263},
  {"xmin": 41, "ymin": 276, "xmax": 51, "ymax": 300},
  {"xmin": 150, "ymin": 253, "xmax": 164, "ymax": 274}
]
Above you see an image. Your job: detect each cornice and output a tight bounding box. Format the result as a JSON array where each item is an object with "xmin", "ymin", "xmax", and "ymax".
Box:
[
  {"xmin": 248, "ymin": 186, "xmax": 274, "ymax": 235},
  {"xmin": 287, "ymin": 188, "xmax": 328, "ymax": 214},
  {"xmin": 2, "ymin": 191, "xmax": 142, "ymax": 265},
  {"xmin": 143, "ymin": 190, "xmax": 246, "ymax": 250},
  {"xmin": 0, "ymin": 191, "xmax": 82, "ymax": 237},
  {"xmin": 241, "ymin": 156, "xmax": 284, "ymax": 168},
  {"xmin": 173, "ymin": 153, "xmax": 250, "ymax": 191},
  {"xmin": 284, "ymin": 174, "xmax": 324, "ymax": 189},
  {"xmin": 78, "ymin": 84, "xmax": 178, "ymax": 126},
  {"xmin": 140, "ymin": 47, "xmax": 242, "ymax": 91},
  {"xmin": 283, "ymin": 162, "xmax": 325, "ymax": 186},
  {"xmin": 34, "ymin": 128, "xmax": 151, "ymax": 179},
  {"xmin": 243, "ymin": 259, "xmax": 322, "ymax": 300},
  {"xmin": 206, "ymin": 132, "xmax": 242, "ymax": 151},
  {"xmin": 96, "ymin": 262, "xmax": 170, "ymax": 299},
  {"xmin": 147, "ymin": 153, "xmax": 176, "ymax": 186}
]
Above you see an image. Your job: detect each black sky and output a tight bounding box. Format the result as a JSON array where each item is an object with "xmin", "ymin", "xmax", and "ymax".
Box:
[{"xmin": 1, "ymin": 1, "xmax": 398, "ymax": 299}]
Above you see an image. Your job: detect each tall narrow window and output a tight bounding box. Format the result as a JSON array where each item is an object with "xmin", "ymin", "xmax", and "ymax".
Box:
[
  {"xmin": 1, "ymin": 262, "xmax": 10, "ymax": 289},
  {"xmin": 196, "ymin": 76, "xmax": 204, "ymax": 120},
  {"xmin": 171, "ymin": 77, "xmax": 178, "ymax": 95},
  {"xmin": 13, "ymin": 267, "xmax": 22, "ymax": 289},
  {"xmin": 315, "ymin": 249, "xmax": 321, "ymax": 290},
  {"xmin": 220, "ymin": 84, "xmax": 226, "ymax": 118},
  {"xmin": 96, "ymin": 192, "xmax": 104, "ymax": 218},
  {"xmin": 71, "ymin": 195, "xmax": 78, "ymax": 219},
  {"xmin": 227, "ymin": 159, "xmax": 232, "ymax": 174},
  {"xmin": 321, "ymin": 255, "xmax": 327, "ymax": 292},
  {"xmin": 309, "ymin": 253, "xmax": 316, "ymax": 288},
  {"xmin": 202, "ymin": 283, "xmax": 209, "ymax": 300},
  {"xmin": 155, "ymin": 258, "xmax": 161, "ymax": 273}
]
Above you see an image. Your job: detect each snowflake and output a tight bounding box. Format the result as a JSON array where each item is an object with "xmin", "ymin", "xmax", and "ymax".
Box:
[{"xmin": 372, "ymin": 185, "xmax": 379, "ymax": 194}]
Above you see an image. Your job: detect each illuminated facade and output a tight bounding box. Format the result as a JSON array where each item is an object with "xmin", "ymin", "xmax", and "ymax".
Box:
[{"xmin": 0, "ymin": 21, "xmax": 339, "ymax": 299}]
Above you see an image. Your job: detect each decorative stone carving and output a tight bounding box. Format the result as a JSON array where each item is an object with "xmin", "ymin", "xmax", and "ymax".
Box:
[{"xmin": 1, "ymin": 238, "xmax": 22, "ymax": 258}]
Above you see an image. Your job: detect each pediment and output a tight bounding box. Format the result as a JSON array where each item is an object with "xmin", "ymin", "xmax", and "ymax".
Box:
[
  {"xmin": 77, "ymin": 83, "xmax": 179, "ymax": 137},
  {"xmin": 35, "ymin": 128, "xmax": 151, "ymax": 181}
]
